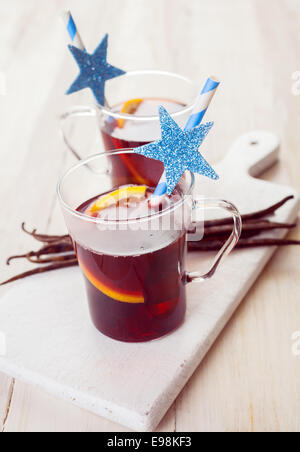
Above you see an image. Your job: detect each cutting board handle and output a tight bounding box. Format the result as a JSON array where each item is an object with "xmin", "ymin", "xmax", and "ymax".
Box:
[{"xmin": 222, "ymin": 131, "xmax": 280, "ymax": 177}]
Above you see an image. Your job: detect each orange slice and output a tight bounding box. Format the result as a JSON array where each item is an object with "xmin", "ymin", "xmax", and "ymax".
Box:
[
  {"xmin": 86, "ymin": 185, "xmax": 147, "ymax": 215},
  {"xmin": 80, "ymin": 261, "xmax": 144, "ymax": 304},
  {"xmin": 117, "ymin": 98, "xmax": 143, "ymax": 128}
]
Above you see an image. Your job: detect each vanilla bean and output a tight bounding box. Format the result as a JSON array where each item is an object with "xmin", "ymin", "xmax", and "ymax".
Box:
[
  {"xmin": 0, "ymin": 259, "xmax": 78, "ymax": 286},
  {"xmin": 2, "ymin": 193, "xmax": 298, "ymax": 287},
  {"xmin": 188, "ymin": 237, "xmax": 300, "ymax": 251},
  {"xmin": 20, "ymin": 196, "xmax": 295, "ymax": 245},
  {"xmin": 204, "ymin": 221, "xmax": 297, "ymax": 236},
  {"xmin": 7, "ymin": 242, "xmax": 74, "ymax": 265},
  {"xmin": 32, "ymin": 241, "xmax": 74, "ymax": 255},
  {"xmin": 21, "ymin": 222, "xmax": 70, "ymax": 243},
  {"xmin": 240, "ymin": 238, "xmax": 300, "ymax": 247},
  {"xmin": 26, "ymin": 253, "xmax": 77, "ymax": 264},
  {"xmin": 204, "ymin": 195, "xmax": 294, "ymax": 227}
]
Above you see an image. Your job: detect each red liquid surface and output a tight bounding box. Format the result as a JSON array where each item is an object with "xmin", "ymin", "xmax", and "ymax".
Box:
[{"xmin": 75, "ymin": 191, "xmax": 187, "ymax": 342}]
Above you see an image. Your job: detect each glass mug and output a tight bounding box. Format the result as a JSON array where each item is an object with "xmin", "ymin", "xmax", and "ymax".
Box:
[
  {"xmin": 58, "ymin": 150, "xmax": 242, "ymax": 343},
  {"xmin": 61, "ymin": 70, "xmax": 198, "ymax": 186}
]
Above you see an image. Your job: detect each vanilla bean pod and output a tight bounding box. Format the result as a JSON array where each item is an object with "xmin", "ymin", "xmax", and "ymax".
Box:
[
  {"xmin": 0, "ymin": 259, "xmax": 78, "ymax": 286},
  {"xmin": 1, "ymin": 195, "xmax": 298, "ymax": 286},
  {"xmin": 21, "ymin": 222, "xmax": 70, "ymax": 243},
  {"xmin": 7, "ymin": 241, "xmax": 74, "ymax": 265},
  {"xmin": 26, "ymin": 253, "xmax": 77, "ymax": 264},
  {"xmin": 204, "ymin": 195, "xmax": 294, "ymax": 227},
  {"xmin": 204, "ymin": 220, "xmax": 296, "ymax": 237},
  {"xmin": 188, "ymin": 238, "xmax": 300, "ymax": 251}
]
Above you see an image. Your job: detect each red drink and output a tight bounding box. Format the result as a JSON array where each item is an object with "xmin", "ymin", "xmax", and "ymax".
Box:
[
  {"xmin": 58, "ymin": 150, "xmax": 242, "ymax": 343},
  {"xmin": 75, "ymin": 187, "xmax": 187, "ymax": 342},
  {"xmin": 100, "ymin": 98, "xmax": 185, "ymax": 186}
]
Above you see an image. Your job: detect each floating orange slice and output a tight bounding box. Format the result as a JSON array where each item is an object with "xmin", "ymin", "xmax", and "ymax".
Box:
[
  {"xmin": 80, "ymin": 261, "xmax": 145, "ymax": 304},
  {"xmin": 86, "ymin": 185, "xmax": 148, "ymax": 215},
  {"xmin": 117, "ymin": 98, "xmax": 143, "ymax": 128}
]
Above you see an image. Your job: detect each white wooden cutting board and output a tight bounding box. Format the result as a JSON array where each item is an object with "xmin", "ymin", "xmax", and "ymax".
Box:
[{"xmin": 0, "ymin": 131, "xmax": 299, "ymax": 431}]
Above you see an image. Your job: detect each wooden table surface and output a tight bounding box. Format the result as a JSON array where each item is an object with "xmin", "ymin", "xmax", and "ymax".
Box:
[{"xmin": 1, "ymin": 0, "xmax": 300, "ymax": 432}]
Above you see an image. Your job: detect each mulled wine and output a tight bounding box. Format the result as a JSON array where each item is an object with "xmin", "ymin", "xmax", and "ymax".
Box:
[
  {"xmin": 75, "ymin": 186, "xmax": 187, "ymax": 342},
  {"xmin": 58, "ymin": 151, "xmax": 241, "ymax": 343},
  {"xmin": 100, "ymin": 98, "xmax": 185, "ymax": 186}
]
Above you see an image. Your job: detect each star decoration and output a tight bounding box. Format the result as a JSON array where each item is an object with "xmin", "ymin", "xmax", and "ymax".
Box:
[
  {"xmin": 134, "ymin": 106, "xmax": 219, "ymax": 194},
  {"xmin": 66, "ymin": 34, "xmax": 126, "ymax": 106}
]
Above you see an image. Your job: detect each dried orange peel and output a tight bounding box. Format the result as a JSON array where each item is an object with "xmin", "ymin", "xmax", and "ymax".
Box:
[
  {"xmin": 86, "ymin": 185, "xmax": 148, "ymax": 215},
  {"xmin": 117, "ymin": 98, "xmax": 143, "ymax": 128}
]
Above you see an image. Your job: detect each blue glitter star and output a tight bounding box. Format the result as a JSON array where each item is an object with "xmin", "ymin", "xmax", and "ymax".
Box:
[
  {"xmin": 134, "ymin": 106, "xmax": 219, "ymax": 194},
  {"xmin": 66, "ymin": 34, "xmax": 126, "ymax": 106}
]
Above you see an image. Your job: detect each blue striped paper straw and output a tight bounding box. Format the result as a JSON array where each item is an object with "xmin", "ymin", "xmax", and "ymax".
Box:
[
  {"xmin": 61, "ymin": 10, "xmax": 85, "ymax": 51},
  {"xmin": 185, "ymin": 76, "xmax": 220, "ymax": 130},
  {"xmin": 61, "ymin": 11, "xmax": 110, "ymax": 107},
  {"xmin": 151, "ymin": 76, "xmax": 220, "ymax": 201}
]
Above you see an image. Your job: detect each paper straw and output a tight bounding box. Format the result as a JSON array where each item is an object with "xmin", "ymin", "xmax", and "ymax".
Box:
[
  {"xmin": 61, "ymin": 10, "xmax": 109, "ymax": 107},
  {"xmin": 61, "ymin": 10, "xmax": 85, "ymax": 51},
  {"xmin": 151, "ymin": 76, "xmax": 220, "ymax": 203},
  {"xmin": 185, "ymin": 76, "xmax": 220, "ymax": 129}
]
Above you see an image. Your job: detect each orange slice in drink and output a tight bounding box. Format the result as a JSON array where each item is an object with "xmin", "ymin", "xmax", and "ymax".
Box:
[
  {"xmin": 86, "ymin": 185, "xmax": 148, "ymax": 215},
  {"xmin": 80, "ymin": 261, "xmax": 145, "ymax": 304},
  {"xmin": 117, "ymin": 98, "xmax": 143, "ymax": 128}
]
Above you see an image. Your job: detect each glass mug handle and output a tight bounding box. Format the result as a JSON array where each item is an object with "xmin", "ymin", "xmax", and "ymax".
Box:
[
  {"xmin": 60, "ymin": 106, "xmax": 97, "ymax": 160},
  {"xmin": 186, "ymin": 197, "xmax": 242, "ymax": 283}
]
